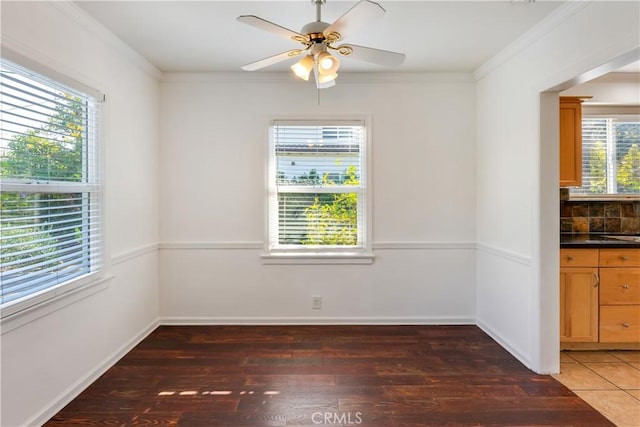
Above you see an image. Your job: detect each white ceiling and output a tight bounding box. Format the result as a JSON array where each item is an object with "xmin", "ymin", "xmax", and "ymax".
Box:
[{"xmin": 74, "ymin": 0, "xmax": 566, "ymax": 74}]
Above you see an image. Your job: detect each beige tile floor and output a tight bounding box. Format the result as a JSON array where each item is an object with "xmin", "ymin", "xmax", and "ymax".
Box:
[{"xmin": 554, "ymin": 351, "xmax": 640, "ymax": 426}]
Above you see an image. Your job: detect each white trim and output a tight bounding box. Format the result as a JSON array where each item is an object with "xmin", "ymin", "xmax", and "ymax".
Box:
[
  {"xmin": 23, "ymin": 318, "xmax": 160, "ymax": 427},
  {"xmin": 111, "ymin": 243, "xmax": 159, "ymax": 265},
  {"xmin": 160, "ymin": 241, "xmax": 264, "ymax": 250},
  {"xmin": 0, "ymin": 45, "xmax": 105, "ymax": 100},
  {"xmin": 160, "ymin": 316, "xmax": 476, "ymax": 326},
  {"xmin": 0, "ymin": 181, "xmax": 100, "ymax": 194},
  {"xmin": 1, "ymin": 274, "xmax": 114, "ymax": 334},
  {"xmin": 261, "ymin": 252, "xmax": 375, "ymax": 265},
  {"xmin": 158, "ymin": 241, "xmax": 476, "ymax": 251},
  {"xmin": 265, "ymin": 117, "xmax": 372, "ymax": 258},
  {"xmin": 474, "ymin": 1, "xmax": 590, "ymax": 81},
  {"xmin": 476, "ymin": 242, "xmax": 532, "ymax": 266},
  {"xmin": 373, "ymin": 241, "xmax": 475, "ymax": 250},
  {"xmin": 477, "ymin": 319, "xmax": 534, "ymax": 372},
  {"xmin": 46, "ymin": 0, "xmax": 161, "ymax": 80},
  {"xmin": 161, "ymin": 71, "xmax": 474, "ymax": 85}
]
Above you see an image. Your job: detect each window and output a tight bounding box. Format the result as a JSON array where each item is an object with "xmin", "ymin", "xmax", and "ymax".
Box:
[
  {"xmin": 0, "ymin": 58, "xmax": 103, "ymax": 316},
  {"xmin": 571, "ymin": 112, "xmax": 640, "ymax": 196},
  {"xmin": 265, "ymin": 119, "xmax": 371, "ymax": 262}
]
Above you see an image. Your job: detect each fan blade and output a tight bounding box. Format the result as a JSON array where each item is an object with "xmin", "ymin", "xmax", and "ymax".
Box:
[
  {"xmin": 237, "ymin": 15, "xmax": 306, "ymax": 42},
  {"xmin": 323, "ymin": 0, "xmax": 385, "ymax": 40},
  {"xmin": 337, "ymin": 44, "xmax": 405, "ymax": 67},
  {"xmin": 241, "ymin": 49, "xmax": 305, "ymax": 71}
]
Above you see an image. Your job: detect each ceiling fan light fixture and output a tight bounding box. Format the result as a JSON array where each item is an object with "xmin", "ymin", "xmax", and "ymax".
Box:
[
  {"xmin": 291, "ymin": 55, "xmax": 314, "ymax": 80},
  {"xmin": 317, "ymin": 72, "xmax": 338, "ymax": 84},
  {"xmin": 316, "ymin": 51, "xmax": 340, "ymax": 74},
  {"xmin": 238, "ymin": 0, "xmax": 405, "ymax": 90}
]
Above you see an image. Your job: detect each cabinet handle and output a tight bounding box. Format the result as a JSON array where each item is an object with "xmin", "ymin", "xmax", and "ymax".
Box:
[
  {"xmin": 567, "ymin": 255, "xmax": 573, "ymax": 261},
  {"xmin": 593, "ymin": 273, "xmax": 600, "ymax": 287},
  {"xmin": 621, "ymin": 255, "xmax": 629, "ymax": 261},
  {"xmin": 621, "ymin": 284, "xmax": 630, "ymax": 289},
  {"xmin": 622, "ymin": 323, "xmax": 630, "ymax": 328}
]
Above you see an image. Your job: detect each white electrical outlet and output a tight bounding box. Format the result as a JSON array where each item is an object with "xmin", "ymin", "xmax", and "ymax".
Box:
[{"xmin": 312, "ymin": 296, "xmax": 322, "ymax": 310}]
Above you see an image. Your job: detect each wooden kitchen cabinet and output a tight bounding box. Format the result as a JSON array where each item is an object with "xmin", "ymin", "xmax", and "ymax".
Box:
[
  {"xmin": 560, "ymin": 247, "xmax": 640, "ymax": 347},
  {"xmin": 560, "ymin": 249, "xmax": 599, "ymax": 342},
  {"xmin": 559, "ymin": 97, "xmax": 583, "ymax": 187},
  {"xmin": 599, "ymin": 249, "xmax": 640, "ymax": 342}
]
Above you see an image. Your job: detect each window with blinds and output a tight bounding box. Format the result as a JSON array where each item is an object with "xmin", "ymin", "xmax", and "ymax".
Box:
[
  {"xmin": 268, "ymin": 120, "xmax": 368, "ymax": 252},
  {"xmin": 570, "ymin": 115, "xmax": 640, "ymax": 196},
  {"xmin": 0, "ymin": 58, "xmax": 102, "ymax": 315}
]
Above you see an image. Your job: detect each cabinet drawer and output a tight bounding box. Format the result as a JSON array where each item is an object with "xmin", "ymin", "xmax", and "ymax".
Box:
[
  {"xmin": 600, "ymin": 269, "xmax": 640, "ymax": 304},
  {"xmin": 560, "ymin": 249, "xmax": 598, "ymax": 267},
  {"xmin": 599, "ymin": 249, "xmax": 640, "ymax": 267},
  {"xmin": 600, "ymin": 306, "xmax": 640, "ymax": 342}
]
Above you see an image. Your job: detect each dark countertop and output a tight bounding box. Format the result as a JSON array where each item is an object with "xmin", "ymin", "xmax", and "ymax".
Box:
[{"xmin": 561, "ymin": 233, "xmax": 640, "ymax": 249}]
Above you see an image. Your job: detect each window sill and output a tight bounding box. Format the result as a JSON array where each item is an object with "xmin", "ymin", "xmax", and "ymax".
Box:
[
  {"xmin": 1, "ymin": 273, "xmax": 114, "ymax": 334},
  {"xmin": 261, "ymin": 252, "xmax": 375, "ymax": 265},
  {"xmin": 568, "ymin": 194, "xmax": 640, "ymax": 201}
]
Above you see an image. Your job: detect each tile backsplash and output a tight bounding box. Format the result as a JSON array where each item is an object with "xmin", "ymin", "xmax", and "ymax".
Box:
[{"xmin": 561, "ymin": 199, "xmax": 640, "ymax": 234}]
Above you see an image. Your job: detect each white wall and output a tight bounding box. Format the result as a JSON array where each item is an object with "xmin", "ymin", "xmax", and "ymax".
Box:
[
  {"xmin": 0, "ymin": 2, "xmax": 161, "ymax": 426},
  {"xmin": 475, "ymin": 1, "xmax": 640, "ymax": 373},
  {"xmin": 159, "ymin": 74, "xmax": 477, "ymax": 323},
  {"xmin": 561, "ymin": 72, "xmax": 640, "ymax": 106}
]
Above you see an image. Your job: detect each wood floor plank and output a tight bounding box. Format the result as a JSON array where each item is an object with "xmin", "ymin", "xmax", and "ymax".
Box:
[{"xmin": 45, "ymin": 325, "xmax": 614, "ymax": 426}]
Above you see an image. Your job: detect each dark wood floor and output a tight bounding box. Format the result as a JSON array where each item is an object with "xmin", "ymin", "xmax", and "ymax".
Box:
[{"xmin": 46, "ymin": 325, "xmax": 613, "ymax": 426}]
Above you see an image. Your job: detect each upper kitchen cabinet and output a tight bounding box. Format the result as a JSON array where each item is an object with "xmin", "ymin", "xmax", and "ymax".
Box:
[{"xmin": 559, "ymin": 97, "xmax": 583, "ymax": 187}]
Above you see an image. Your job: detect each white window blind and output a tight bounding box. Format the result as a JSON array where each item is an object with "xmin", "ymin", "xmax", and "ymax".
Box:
[
  {"xmin": 0, "ymin": 58, "xmax": 102, "ymax": 314},
  {"xmin": 268, "ymin": 120, "xmax": 367, "ymax": 252},
  {"xmin": 571, "ymin": 116, "xmax": 640, "ymax": 195}
]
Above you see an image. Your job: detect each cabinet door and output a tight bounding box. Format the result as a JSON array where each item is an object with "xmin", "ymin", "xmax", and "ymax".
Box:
[
  {"xmin": 560, "ymin": 267, "xmax": 599, "ymax": 342},
  {"xmin": 559, "ymin": 97, "xmax": 582, "ymax": 187}
]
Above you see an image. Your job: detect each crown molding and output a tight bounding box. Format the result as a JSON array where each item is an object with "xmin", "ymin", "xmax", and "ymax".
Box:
[
  {"xmin": 46, "ymin": 0, "xmax": 161, "ymax": 80},
  {"xmin": 473, "ymin": 0, "xmax": 590, "ymax": 81}
]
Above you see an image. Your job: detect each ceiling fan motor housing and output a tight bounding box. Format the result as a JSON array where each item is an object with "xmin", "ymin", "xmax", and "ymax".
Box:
[{"xmin": 300, "ymin": 21, "xmax": 330, "ymax": 43}]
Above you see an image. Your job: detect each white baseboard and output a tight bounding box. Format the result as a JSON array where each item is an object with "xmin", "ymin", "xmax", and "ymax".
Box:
[
  {"xmin": 476, "ymin": 318, "xmax": 532, "ymax": 370},
  {"xmin": 160, "ymin": 315, "xmax": 476, "ymax": 325},
  {"xmin": 26, "ymin": 318, "xmax": 160, "ymax": 427}
]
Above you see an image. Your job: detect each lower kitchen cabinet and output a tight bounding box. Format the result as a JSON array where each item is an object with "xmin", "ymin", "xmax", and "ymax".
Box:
[
  {"xmin": 599, "ymin": 250, "xmax": 640, "ymax": 343},
  {"xmin": 560, "ymin": 247, "xmax": 640, "ymax": 348},
  {"xmin": 560, "ymin": 267, "xmax": 599, "ymax": 342}
]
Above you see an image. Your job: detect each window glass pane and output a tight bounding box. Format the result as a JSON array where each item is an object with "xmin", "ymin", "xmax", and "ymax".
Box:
[
  {"xmin": 1, "ymin": 64, "xmax": 88, "ymax": 182},
  {"xmin": 278, "ymin": 192, "xmax": 359, "ymax": 246},
  {"xmin": 570, "ymin": 117, "xmax": 640, "ymax": 196},
  {"xmin": 0, "ymin": 192, "xmax": 95, "ymax": 305},
  {"xmin": 270, "ymin": 121, "xmax": 365, "ymax": 250},
  {"xmin": 616, "ymin": 121, "xmax": 640, "ymax": 194},
  {"xmin": 0, "ymin": 58, "xmax": 101, "ymax": 313}
]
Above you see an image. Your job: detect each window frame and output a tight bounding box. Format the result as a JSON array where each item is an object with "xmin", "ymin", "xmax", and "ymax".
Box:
[
  {"xmin": 262, "ymin": 117, "xmax": 373, "ymax": 264},
  {"xmin": 569, "ymin": 107, "xmax": 640, "ymax": 200},
  {"xmin": 0, "ymin": 54, "xmax": 107, "ymax": 321}
]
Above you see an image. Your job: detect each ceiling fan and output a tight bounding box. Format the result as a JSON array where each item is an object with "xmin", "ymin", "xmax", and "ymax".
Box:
[{"xmin": 237, "ymin": 0, "xmax": 405, "ymax": 89}]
